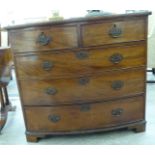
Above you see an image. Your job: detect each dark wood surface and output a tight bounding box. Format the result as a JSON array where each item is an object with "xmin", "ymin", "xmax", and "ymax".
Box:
[
  {"xmin": 15, "ymin": 42, "xmax": 146, "ymax": 79},
  {"xmin": 19, "ymin": 68, "xmax": 145, "ymax": 106},
  {"xmin": 7, "ymin": 15, "xmax": 149, "ymax": 53},
  {"xmin": 81, "ymin": 17, "xmax": 146, "ymax": 47},
  {"xmin": 4, "ymin": 11, "xmax": 151, "ymax": 30},
  {"xmin": 8, "ymin": 26, "xmax": 78, "ymax": 52},
  {"xmin": 25, "ymin": 95, "xmax": 144, "ymax": 132},
  {"xmin": 0, "ymin": 47, "xmax": 13, "ymax": 132},
  {"xmin": 6, "ymin": 12, "xmax": 150, "ymax": 142},
  {"xmin": 0, "ymin": 48, "xmax": 13, "ymax": 80}
]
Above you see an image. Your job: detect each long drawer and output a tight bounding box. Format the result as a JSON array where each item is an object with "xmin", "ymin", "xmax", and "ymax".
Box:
[
  {"xmin": 82, "ymin": 17, "xmax": 146, "ymax": 47},
  {"xmin": 25, "ymin": 95, "xmax": 144, "ymax": 132},
  {"xmin": 15, "ymin": 43, "xmax": 146, "ymax": 79},
  {"xmin": 19, "ymin": 68, "xmax": 145, "ymax": 106},
  {"xmin": 9, "ymin": 26, "xmax": 78, "ymax": 52}
]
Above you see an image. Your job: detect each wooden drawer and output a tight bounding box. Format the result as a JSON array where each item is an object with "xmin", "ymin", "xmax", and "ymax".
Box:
[
  {"xmin": 82, "ymin": 17, "xmax": 146, "ymax": 47},
  {"xmin": 19, "ymin": 68, "xmax": 145, "ymax": 106},
  {"xmin": 25, "ymin": 96, "xmax": 144, "ymax": 132},
  {"xmin": 15, "ymin": 43, "xmax": 146, "ymax": 79},
  {"xmin": 9, "ymin": 26, "xmax": 78, "ymax": 52}
]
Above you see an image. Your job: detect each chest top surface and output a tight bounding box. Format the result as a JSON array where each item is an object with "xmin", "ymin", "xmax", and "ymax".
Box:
[{"xmin": 4, "ymin": 11, "xmax": 151, "ymax": 30}]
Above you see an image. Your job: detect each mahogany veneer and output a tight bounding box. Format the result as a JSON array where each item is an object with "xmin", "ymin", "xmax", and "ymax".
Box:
[{"xmin": 5, "ymin": 11, "xmax": 151, "ymax": 142}]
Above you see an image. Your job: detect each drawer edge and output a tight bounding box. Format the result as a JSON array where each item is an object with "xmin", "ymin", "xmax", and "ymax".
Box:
[{"xmin": 25, "ymin": 120, "xmax": 146, "ymax": 136}]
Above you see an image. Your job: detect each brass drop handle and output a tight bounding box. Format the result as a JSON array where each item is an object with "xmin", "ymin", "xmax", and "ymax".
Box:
[
  {"xmin": 111, "ymin": 80, "xmax": 124, "ymax": 90},
  {"xmin": 37, "ymin": 32, "xmax": 51, "ymax": 46},
  {"xmin": 109, "ymin": 24, "xmax": 122, "ymax": 38},
  {"xmin": 76, "ymin": 51, "xmax": 89, "ymax": 60},
  {"xmin": 112, "ymin": 108, "xmax": 124, "ymax": 117},
  {"xmin": 45, "ymin": 87, "xmax": 57, "ymax": 95},
  {"xmin": 110, "ymin": 53, "xmax": 123, "ymax": 64},
  {"xmin": 48, "ymin": 115, "xmax": 61, "ymax": 123},
  {"xmin": 42, "ymin": 61, "xmax": 54, "ymax": 71}
]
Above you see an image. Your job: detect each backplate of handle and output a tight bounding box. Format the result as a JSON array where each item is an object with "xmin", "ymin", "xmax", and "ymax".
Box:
[
  {"xmin": 42, "ymin": 61, "xmax": 54, "ymax": 71},
  {"xmin": 110, "ymin": 53, "xmax": 123, "ymax": 64},
  {"xmin": 111, "ymin": 80, "xmax": 124, "ymax": 90},
  {"xmin": 76, "ymin": 51, "xmax": 89, "ymax": 59},
  {"xmin": 79, "ymin": 77, "xmax": 90, "ymax": 85},
  {"xmin": 109, "ymin": 24, "xmax": 122, "ymax": 38},
  {"xmin": 112, "ymin": 108, "xmax": 124, "ymax": 117},
  {"xmin": 80, "ymin": 104, "xmax": 91, "ymax": 112},
  {"xmin": 45, "ymin": 87, "xmax": 57, "ymax": 95},
  {"xmin": 37, "ymin": 32, "xmax": 51, "ymax": 46},
  {"xmin": 48, "ymin": 115, "xmax": 61, "ymax": 123}
]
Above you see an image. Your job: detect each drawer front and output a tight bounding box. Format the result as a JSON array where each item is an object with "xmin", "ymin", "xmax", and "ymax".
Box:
[
  {"xmin": 19, "ymin": 68, "xmax": 145, "ymax": 106},
  {"xmin": 82, "ymin": 18, "xmax": 146, "ymax": 47},
  {"xmin": 25, "ymin": 96, "xmax": 144, "ymax": 132},
  {"xmin": 15, "ymin": 43, "xmax": 146, "ymax": 79},
  {"xmin": 9, "ymin": 26, "xmax": 78, "ymax": 52}
]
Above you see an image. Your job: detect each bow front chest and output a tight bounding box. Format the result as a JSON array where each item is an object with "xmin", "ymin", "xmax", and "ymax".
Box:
[{"xmin": 6, "ymin": 12, "xmax": 151, "ymax": 142}]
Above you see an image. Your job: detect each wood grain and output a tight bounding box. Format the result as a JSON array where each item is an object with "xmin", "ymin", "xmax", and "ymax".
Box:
[
  {"xmin": 15, "ymin": 42, "xmax": 146, "ymax": 79},
  {"xmin": 25, "ymin": 95, "xmax": 144, "ymax": 132},
  {"xmin": 5, "ymin": 12, "xmax": 150, "ymax": 141},
  {"xmin": 9, "ymin": 26, "xmax": 78, "ymax": 52},
  {"xmin": 82, "ymin": 17, "xmax": 146, "ymax": 47},
  {"xmin": 19, "ymin": 68, "xmax": 145, "ymax": 106}
]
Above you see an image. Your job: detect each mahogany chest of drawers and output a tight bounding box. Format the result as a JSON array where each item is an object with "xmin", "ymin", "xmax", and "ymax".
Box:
[{"xmin": 5, "ymin": 11, "xmax": 151, "ymax": 142}]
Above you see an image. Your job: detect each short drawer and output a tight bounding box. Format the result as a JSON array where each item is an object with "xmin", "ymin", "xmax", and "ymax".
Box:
[
  {"xmin": 9, "ymin": 26, "xmax": 78, "ymax": 52},
  {"xmin": 25, "ymin": 96, "xmax": 144, "ymax": 132},
  {"xmin": 82, "ymin": 17, "xmax": 146, "ymax": 47},
  {"xmin": 19, "ymin": 68, "xmax": 145, "ymax": 106},
  {"xmin": 15, "ymin": 43, "xmax": 146, "ymax": 79}
]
